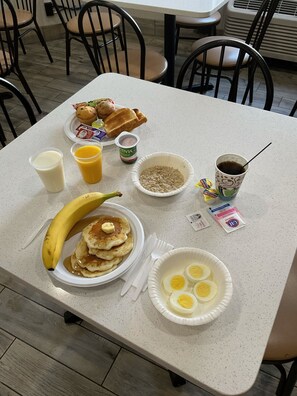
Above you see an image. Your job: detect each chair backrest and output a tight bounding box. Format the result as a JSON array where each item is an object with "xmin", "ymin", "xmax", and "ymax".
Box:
[
  {"xmin": 52, "ymin": 0, "xmax": 83, "ymax": 30},
  {"xmin": 176, "ymin": 38, "xmax": 274, "ymax": 111},
  {"xmin": 246, "ymin": 0, "xmax": 280, "ymax": 50},
  {"xmin": 0, "ymin": 76, "xmax": 36, "ymax": 145},
  {"xmin": 0, "ymin": 0, "xmax": 19, "ymax": 77},
  {"xmin": 78, "ymin": 0, "xmax": 146, "ymax": 79},
  {"xmin": 12, "ymin": 0, "xmax": 34, "ymax": 14}
]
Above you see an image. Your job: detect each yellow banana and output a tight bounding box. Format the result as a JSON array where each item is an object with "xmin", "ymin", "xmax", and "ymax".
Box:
[{"xmin": 42, "ymin": 191, "xmax": 122, "ymax": 271}]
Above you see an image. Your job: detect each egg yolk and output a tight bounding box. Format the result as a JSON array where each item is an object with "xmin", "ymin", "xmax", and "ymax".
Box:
[
  {"xmin": 177, "ymin": 294, "xmax": 194, "ymax": 308},
  {"xmin": 196, "ymin": 282, "xmax": 211, "ymax": 297},
  {"xmin": 170, "ymin": 275, "xmax": 186, "ymax": 290},
  {"xmin": 188, "ymin": 265, "xmax": 203, "ymax": 278}
]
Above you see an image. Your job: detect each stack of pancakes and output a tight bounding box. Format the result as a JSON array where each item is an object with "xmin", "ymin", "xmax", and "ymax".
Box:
[{"xmin": 71, "ymin": 216, "xmax": 133, "ymax": 278}]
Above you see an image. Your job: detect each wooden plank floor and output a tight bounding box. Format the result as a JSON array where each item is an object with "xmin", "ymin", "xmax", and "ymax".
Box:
[{"xmin": 0, "ymin": 27, "xmax": 297, "ymax": 396}]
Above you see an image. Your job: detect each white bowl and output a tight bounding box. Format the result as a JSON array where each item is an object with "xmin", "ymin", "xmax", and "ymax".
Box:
[
  {"xmin": 148, "ymin": 247, "xmax": 233, "ymax": 326},
  {"xmin": 131, "ymin": 152, "xmax": 194, "ymax": 197}
]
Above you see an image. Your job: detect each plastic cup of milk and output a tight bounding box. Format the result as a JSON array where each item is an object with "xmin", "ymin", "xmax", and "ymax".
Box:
[
  {"xmin": 29, "ymin": 148, "xmax": 65, "ymax": 193},
  {"xmin": 115, "ymin": 132, "xmax": 140, "ymax": 164}
]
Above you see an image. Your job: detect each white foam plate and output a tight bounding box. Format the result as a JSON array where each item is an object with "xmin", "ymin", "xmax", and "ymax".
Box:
[
  {"xmin": 148, "ymin": 247, "xmax": 233, "ymax": 326},
  {"xmin": 48, "ymin": 202, "xmax": 145, "ymax": 287}
]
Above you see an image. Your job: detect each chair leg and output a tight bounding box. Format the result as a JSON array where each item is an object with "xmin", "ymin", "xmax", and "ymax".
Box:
[
  {"xmin": 64, "ymin": 311, "xmax": 81, "ymax": 324},
  {"xmin": 0, "ymin": 100, "xmax": 18, "ymax": 138},
  {"xmin": 18, "ymin": 31, "xmax": 27, "ymax": 55},
  {"xmin": 66, "ymin": 33, "xmax": 71, "ymax": 75},
  {"xmin": 14, "ymin": 67, "xmax": 42, "ymax": 114},
  {"xmin": 0, "ymin": 122, "xmax": 6, "ymax": 146},
  {"xmin": 168, "ymin": 371, "xmax": 186, "ymax": 387},
  {"xmin": 33, "ymin": 19, "xmax": 53, "ymax": 63},
  {"xmin": 175, "ymin": 26, "xmax": 180, "ymax": 54},
  {"xmin": 117, "ymin": 26, "xmax": 125, "ymax": 50},
  {"xmin": 289, "ymin": 100, "xmax": 297, "ymax": 117},
  {"xmin": 281, "ymin": 359, "xmax": 297, "ymax": 396}
]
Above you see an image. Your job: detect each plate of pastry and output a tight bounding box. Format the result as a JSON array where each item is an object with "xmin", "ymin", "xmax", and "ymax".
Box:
[
  {"xmin": 49, "ymin": 202, "xmax": 145, "ymax": 287},
  {"xmin": 64, "ymin": 98, "xmax": 147, "ymax": 146}
]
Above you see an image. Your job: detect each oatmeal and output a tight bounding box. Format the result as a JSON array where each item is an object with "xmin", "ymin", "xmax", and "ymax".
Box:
[{"xmin": 140, "ymin": 165, "xmax": 184, "ymax": 193}]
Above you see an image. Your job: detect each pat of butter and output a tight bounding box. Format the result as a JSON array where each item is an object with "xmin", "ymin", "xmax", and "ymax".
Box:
[{"xmin": 101, "ymin": 222, "xmax": 115, "ymax": 234}]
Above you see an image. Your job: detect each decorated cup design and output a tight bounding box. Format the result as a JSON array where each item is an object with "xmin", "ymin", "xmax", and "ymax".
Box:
[{"xmin": 215, "ymin": 154, "xmax": 248, "ymax": 201}]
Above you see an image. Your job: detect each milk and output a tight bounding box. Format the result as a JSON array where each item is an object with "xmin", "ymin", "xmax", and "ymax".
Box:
[{"xmin": 30, "ymin": 149, "xmax": 65, "ymax": 193}]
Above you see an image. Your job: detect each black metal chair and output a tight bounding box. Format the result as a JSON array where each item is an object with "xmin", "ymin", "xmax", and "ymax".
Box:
[
  {"xmin": 176, "ymin": 38, "xmax": 274, "ymax": 111},
  {"xmin": 262, "ymin": 250, "xmax": 297, "ymax": 396},
  {"xmin": 0, "ymin": 0, "xmax": 53, "ymax": 63},
  {"xmin": 186, "ymin": 0, "xmax": 279, "ymax": 104},
  {"xmin": 0, "ymin": 76, "xmax": 36, "ymax": 147},
  {"xmin": 78, "ymin": 0, "xmax": 167, "ymax": 82},
  {"xmin": 52, "ymin": 0, "xmax": 122, "ymax": 75},
  {"xmin": 0, "ymin": 0, "xmax": 41, "ymax": 113},
  {"xmin": 191, "ymin": 0, "xmax": 280, "ymax": 62},
  {"xmin": 175, "ymin": 12, "xmax": 221, "ymax": 54}
]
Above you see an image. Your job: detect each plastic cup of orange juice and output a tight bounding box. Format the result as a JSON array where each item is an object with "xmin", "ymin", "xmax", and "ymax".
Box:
[{"xmin": 71, "ymin": 140, "xmax": 103, "ymax": 184}]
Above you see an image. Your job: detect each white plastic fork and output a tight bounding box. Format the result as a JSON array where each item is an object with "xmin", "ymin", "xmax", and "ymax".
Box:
[{"xmin": 132, "ymin": 239, "xmax": 173, "ymax": 301}]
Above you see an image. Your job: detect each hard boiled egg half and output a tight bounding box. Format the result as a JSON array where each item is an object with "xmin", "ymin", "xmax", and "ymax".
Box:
[
  {"xmin": 162, "ymin": 273, "xmax": 188, "ymax": 294},
  {"xmin": 185, "ymin": 263, "xmax": 211, "ymax": 282},
  {"xmin": 169, "ymin": 291, "xmax": 198, "ymax": 315},
  {"xmin": 193, "ymin": 280, "xmax": 217, "ymax": 302}
]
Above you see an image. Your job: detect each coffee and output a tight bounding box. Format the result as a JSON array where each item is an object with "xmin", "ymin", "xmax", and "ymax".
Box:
[{"xmin": 217, "ymin": 161, "xmax": 245, "ymax": 175}]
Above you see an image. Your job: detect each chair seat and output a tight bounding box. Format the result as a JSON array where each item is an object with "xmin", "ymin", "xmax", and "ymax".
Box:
[
  {"xmin": 67, "ymin": 12, "xmax": 121, "ymax": 35},
  {"xmin": 176, "ymin": 12, "xmax": 221, "ymax": 28},
  {"xmin": 192, "ymin": 36, "xmax": 249, "ymax": 68},
  {"xmin": 264, "ymin": 254, "xmax": 297, "ymax": 361},
  {"xmin": 0, "ymin": 9, "xmax": 32, "ymax": 29},
  {"xmin": 105, "ymin": 49, "xmax": 168, "ymax": 81}
]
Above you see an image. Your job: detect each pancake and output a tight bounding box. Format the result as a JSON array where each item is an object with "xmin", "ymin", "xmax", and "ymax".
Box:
[
  {"xmin": 71, "ymin": 253, "xmax": 118, "ymax": 277},
  {"xmin": 74, "ymin": 237, "xmax": 122, "ymax": 272},
  {"xmin": 89, "ymin": 232, "xmax": 133, "ymax": 260},
  {"xmin": 82, "ymin": 216, "xmax": 130, "ymax": 250},
  {"xmin": 80, "ymin": 265, "xmax": 118, "ymax": 278}
]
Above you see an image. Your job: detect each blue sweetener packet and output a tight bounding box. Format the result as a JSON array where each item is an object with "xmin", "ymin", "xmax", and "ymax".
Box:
[{"xmin": 208, "ymin": 203, "xmax": 246, "ymax": 233}]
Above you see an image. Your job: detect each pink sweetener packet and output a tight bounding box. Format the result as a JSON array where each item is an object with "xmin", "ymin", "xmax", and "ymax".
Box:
[{"xmin": 208, "ymin": 203, "xmax": 246, "ymax": 233}]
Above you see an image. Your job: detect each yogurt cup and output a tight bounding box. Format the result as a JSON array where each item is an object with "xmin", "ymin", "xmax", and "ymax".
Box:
[{"xmin": 115, "ymin": 132, "xmax": 140, "ymax": 164}]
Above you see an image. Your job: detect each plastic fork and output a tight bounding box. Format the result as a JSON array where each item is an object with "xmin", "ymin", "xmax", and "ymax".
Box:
[{"xmin": 132, "ymin": 239, "xmax": 173, "ymax": 301}]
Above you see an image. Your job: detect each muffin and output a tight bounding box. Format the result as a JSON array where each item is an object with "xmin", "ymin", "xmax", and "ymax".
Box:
[
  {"xmin": 76, "ymin": 105, "xmax": 97, "ymax": 125},
  {"xmin": 95, "ymin": 99, "xmax": 115, "ymax": 120}
]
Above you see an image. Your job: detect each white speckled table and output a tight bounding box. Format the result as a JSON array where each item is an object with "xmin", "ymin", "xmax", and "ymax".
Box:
[{"xmin": 1, "ymin": 73, "xmax": 297, "ymax": 395}]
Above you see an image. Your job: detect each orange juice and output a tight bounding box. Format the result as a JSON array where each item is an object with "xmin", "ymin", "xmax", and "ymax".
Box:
[{"xmin": 74, "ymin": 144, "xmax": 102, "ymax": 183}]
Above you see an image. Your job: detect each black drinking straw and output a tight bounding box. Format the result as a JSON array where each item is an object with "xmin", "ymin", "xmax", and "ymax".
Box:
[{"xmin": 243, "ymin": 142, "xmax": 272, "ymax": 168}]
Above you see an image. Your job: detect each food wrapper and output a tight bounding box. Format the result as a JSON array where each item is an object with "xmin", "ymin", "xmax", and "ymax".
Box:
[
  {"xmin": 195, "ymin": 178, "xmax": 218, "ymax": 203},
  {"xmin": 195, "ymin": 178, "xmax": 213, "ymax": 189},
  {"xmin": 75, "ymin": 123, "xmax": 107, "ymax": 142},
  {"xmin": 72, "ymin": 98, "xmax": 115, "ymax": 110}
]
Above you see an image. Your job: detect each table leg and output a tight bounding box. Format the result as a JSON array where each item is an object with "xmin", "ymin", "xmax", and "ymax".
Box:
[{"xmin": 164, "ymin": 14, "xmax": 176, "ymax": 87}]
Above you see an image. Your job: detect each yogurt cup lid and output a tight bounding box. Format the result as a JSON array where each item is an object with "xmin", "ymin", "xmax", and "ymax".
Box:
[{"xmin": 115, "ymin": 132, "xmax": 139, "ymax": 148}]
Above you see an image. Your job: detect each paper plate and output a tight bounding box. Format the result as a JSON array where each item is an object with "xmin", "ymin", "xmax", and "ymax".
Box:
[
  {"xmin": 148, "ymin": 247, "xmax": 233, "ymax": 326},
  {"xmin": 48, "ymin": 202, "xmax": 145, "ymax": 287},
  {"xmin": 64, "ymin": 104, "xmax": 142, "ymax": 146}
]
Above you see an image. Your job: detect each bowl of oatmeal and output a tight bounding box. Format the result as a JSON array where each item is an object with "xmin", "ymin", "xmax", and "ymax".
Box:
[{"xmin": 131, "ymin": 152, "xmax": 194, "ymax": 197}]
